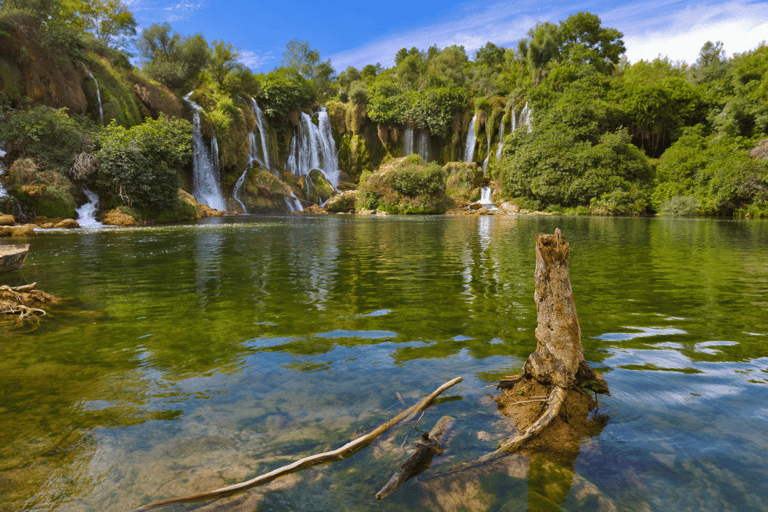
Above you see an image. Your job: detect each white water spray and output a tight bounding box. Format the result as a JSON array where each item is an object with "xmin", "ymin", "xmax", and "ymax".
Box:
[
  {"xmin": 465, "ymin": 114, "xmax": 477, "ymax": 162},
  {"xmin": 184, "ymin": 93, "xmax": 226, "ymax": 212},
  {"xmin": 87, "ymin": 71, "xmax": 103, "ymax": 125},
  {"xmin": 417, "ymin": 129, "xmax": 430, "ymax": 162},
  {"xmin": 285, "ymin": 107, "xmax": 340, "ymax": 189},
  {"xmin": 75, "ymin": 188, "xmax": 104, "ymax": 227}
]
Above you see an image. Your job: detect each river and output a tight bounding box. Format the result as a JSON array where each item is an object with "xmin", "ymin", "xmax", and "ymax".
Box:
[{"xmin": 1, "ymin": 214, "xmax": 767, "ymax": 511}]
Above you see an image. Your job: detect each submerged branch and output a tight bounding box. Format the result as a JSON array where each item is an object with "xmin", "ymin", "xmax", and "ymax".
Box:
[{"xmin": 129, "ymin": 376, "xmax": 463, "ymax": 511}]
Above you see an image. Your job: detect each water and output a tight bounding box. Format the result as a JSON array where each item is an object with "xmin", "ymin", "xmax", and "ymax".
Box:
[
  {"xmin": 250, "ymin": 98, "xmax": 272, "ymax": 172},
  {"xmin": 519, "ymin": 102, "xmax": 532, "ymax": 133},
  {"xmin": 285, "ymin": 108, "xmax": 340, "ymax": 189},
  {"xmin": 417, "ymin": 129, "xmax": 430, "ymax": 162},
  {"xmin": 465, "ymin": 114, "xmax": 477, "ymax": 162},
  {"xmin": 404, "ymin": 125, "xmax": 414, "ymax": 156},
  {"xmin": 2, "ymin": 216, "xmax": 768, "ymax": 511},
  {"xmin": 184, "ymin": 93, "xmax": 227, "ymax": 211},
  {"xmin": 496, "ymin": 113, "xmax": 505, "ymax": 162},
  {"xmin": 87, "ymin": 71, "xmax": 103, "ymax": 126},
  {"xmin": 74, "ymin": 188, "xmax": 104, "ymax": 228}
]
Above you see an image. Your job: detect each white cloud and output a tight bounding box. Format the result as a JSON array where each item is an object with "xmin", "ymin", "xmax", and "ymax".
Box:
[
  {"xmin": 612, "ymin": 1, "xmax": 768, "ymax": 64},
  {"xmin": 329, "ymin": 0, "xmax": 768, "ymax": 70},
  {"xmin": 241, "ymin": 51, "xmax": 274, "ymax": 71}
]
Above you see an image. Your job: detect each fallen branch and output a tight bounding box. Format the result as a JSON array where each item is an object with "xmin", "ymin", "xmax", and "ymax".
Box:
[
  {"xmin": 129, "ymin": 376, "xmax": 463, "ymax": 511},
  {"xmin": 376, "ymin": 415, "xmax": 456, "ymax": 500}
]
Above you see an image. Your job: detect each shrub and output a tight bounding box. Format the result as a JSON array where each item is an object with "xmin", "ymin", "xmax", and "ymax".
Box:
[
  {"xmin": 95, "ymin": 117, "xmax": 192, "ymax": 213},
  {"xmin": 659, "ymin": 195, "xmax": 700, "ymax": 216},
  {"xmin": 0, "ymin": 105, "xmax": 93, "ymax": 173}
]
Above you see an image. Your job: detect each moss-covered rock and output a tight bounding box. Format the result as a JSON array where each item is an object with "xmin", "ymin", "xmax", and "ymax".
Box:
[
  {"xmin": 236, "ymin": 168, "xmax": 292, "ymax": 213},
  {"xmin": 445, "ymin": 161, "xmax": 485, "ymax": 202},
  {"xmin": 326, "ymin": 190, "xmax": 358, "ymax": 213},
  {"xmin": 7, "ymin": 158, "xmax": 77, "ymax": 218},
  {"xmin": 357, "ymin": 156, "xmax": 453, "ymax": 214}
]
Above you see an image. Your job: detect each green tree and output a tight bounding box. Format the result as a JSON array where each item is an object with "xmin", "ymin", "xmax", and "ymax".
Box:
[
  {"xmin": 558, "ymin": 12, "xmax": 625, "ymax": 73},
  {"xmin": 208, "ymin": 39, "xmax": 241, "ymax": 85},
  {"xmin": 75, "ymin": 0, "xmax": 137, "ymax": 51},
  {"xmin": 136, "ymin": 23, "xmax": 210, "ymax": 90},
  {"xmin": 95, "ymin": 117, "xmax": 192, "ymax": 212}
]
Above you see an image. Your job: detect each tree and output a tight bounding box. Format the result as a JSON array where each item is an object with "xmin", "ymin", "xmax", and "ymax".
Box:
[
  {"xmin": 280, "ymin": 39, "xmax": 335, "ymax": 100},
  {"xmin": 136, "ymin": 23, "xmax": 211, "ymax": 90},
  {"xmin": 208, "ymin": 39, "xmax": 241, "ymax": 85},
  {"xmin": 474, "ymin": 42, "xmax": 505, "ymax": 67},
  {"xmin": 558, "ymin": 12, "xmax": 625, "ymax": 73},
  {"xmin": 76, "ymin": 0, "xmax": 137, "ymax": 51}
]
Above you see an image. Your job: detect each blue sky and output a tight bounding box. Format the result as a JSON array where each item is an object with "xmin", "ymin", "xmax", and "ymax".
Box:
[{"xmin": 125, "ymin": 0, "xmax": 768, "ymax": 73}]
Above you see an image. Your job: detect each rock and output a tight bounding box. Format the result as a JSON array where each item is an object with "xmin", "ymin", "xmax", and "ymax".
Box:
[
  {"xmin": 500, "ymin": 201, "xmax": 519, "ymax": 213},
  {"xmin": 0, "ymin": 225, "xmax": 37, "ymax": 237},
  {"xmin": 0, "ymin": 214, "xmax": 15, "ymax": 226},
  {"xmin": 301, "ymin": 204, "xmax": 328, "ymax": 215},
  {"xmin": 326, "ymin": 190, "xmax": 357, "ymax": 213},
  {"xmin": 53, "ymin": 218, "xmax": 80, "ymax": 229},
  {"xmin": 469, "ymin": 203, "xmax": 483, "ymax": 210},
  {"xmin": 177, "ymin": 188, "xmax": 223, "ymax": 218},
  {"xmin": 102, "ymin": 209, "xmax": 137, "ymax": 226}
]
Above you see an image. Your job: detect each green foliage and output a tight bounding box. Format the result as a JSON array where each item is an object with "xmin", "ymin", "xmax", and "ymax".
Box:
[
  {"xmin": 281, "ymin": 39, "xmax": 335, "ymax": 100},
  {"xmin": 95, "ymin": 117, "xmax": 192, "ymax": 212},
  {"xmin": 257, "ymin": 68, "xmax": 315, "ymax": 119},
  {"xmin": 652, "ymin": 127, "xmax": 768, "ymax": 215},
  {"xmin": 137, "ymin": 23, "xmax": 211, "ymax": 90},
  {"xmin": 348, "ymin": 80, "xmax": 367, "ymax": 105},
  {"xmin": 357, "ymin": 157, "xmax": 452, "ymax": 214},
  {"xmin": 208, "ymin": 39, "xmax": 241, "ymax": 85},
  {"xmin": 367, "ymin": 82, "xmax": 466, "ymax": 136},
  {"xmin": 0, "ymin": 105, "xmax": 94, "ymax": 173},
  {"xmin": 659, "ymin": 195, "xmax": 700, "ymax": 216},
  {"xmin": 7, "ymin": 157, "xmax": 78, "ymax": 218},
  {"xmin": 76, "ymin": 0, "xmax": 137, "ymax": 52}
]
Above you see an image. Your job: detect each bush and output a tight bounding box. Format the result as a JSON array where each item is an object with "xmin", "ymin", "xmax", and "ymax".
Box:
[
  {"xmin": 357, "ymin": 157, "xmax": 452, "ymax": 214},
  {"xmin": 659, "ymin": 195, "xmax": 700, "ymax": 216},
  {"xmin": 388, "ymin": 161, "xmax": 445, "ymax": 196},
  {"xmin": 95, "ymin": 117, "xmax": 192, "ymax": 213},
  {"xmin": 0, "ymin": 105, "xmax": 94, "ymax": 173},
  {"xmin": 349, "ymin": 80, "xmax": 367, "ymax": 105}
]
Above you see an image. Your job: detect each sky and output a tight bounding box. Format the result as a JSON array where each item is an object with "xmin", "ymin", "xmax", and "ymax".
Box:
[{"xmin": 124, "ymin": 0, "xmax": 768, "ymax": 73}]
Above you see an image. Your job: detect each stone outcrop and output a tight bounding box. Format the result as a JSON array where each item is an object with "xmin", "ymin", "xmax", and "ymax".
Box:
[{"xmin": 102, "ymin": 209, "xmax": 138, "ymax": 227}]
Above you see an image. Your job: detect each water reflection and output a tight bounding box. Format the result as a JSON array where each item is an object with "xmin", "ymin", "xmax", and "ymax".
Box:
[{"xmin": 2, "ymin": 216, "xmax": 768, "ymax": 511}]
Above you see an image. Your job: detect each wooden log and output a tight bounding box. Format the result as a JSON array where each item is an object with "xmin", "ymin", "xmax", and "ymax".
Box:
[
  {"xmin": 376, "ymin": 415, "xmax": 456, "ymax": 500},
  {"xmin": 129, "ymin": 376, "xmax": 463, "ymax": 512}
]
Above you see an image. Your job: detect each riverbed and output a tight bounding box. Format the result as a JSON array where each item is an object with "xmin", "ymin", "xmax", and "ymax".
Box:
[{"xmin": 1, "ymin": 214, "xmax": 767, "ymax": 511}]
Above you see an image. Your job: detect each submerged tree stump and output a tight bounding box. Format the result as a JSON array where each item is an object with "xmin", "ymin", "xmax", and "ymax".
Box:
[
  {"xmin": 485, "ymin": 229, "xmax": 609, "ymax": 462},
  {"xmin": 0, "ymin": 283, "xmax": 59, "ymax": 321}
]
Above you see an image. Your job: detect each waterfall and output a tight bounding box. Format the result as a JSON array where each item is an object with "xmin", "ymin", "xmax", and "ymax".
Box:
[
  {"xmin": 250, "ymin": 98, "xmax": 272, "ymax": 172},
  {"xmin": 75, "ymin": 188, "xmax": 104, "ymax": 227},
  {"xmin": 518, "ymin": 102, "xmax": 532, "ymax": 133},
  {"xmin": 417, "ymin": 129, "xmax": 429, "ymax": 162},
  {"xmin": 285, "ymin": 107, "xmax": 340, "ymax": 188},
  {"xmin": 464, "ymin": 114, "xmax": 477, "ymax": 162},
  {"xmin": 403, "ymin": 125, "xmax": 414, "ymax": 156},
  {"xmin": 0, "ymin": 144, "xmax": 7, "ymax": 199},
  {"xmin": 232, "ymin": 170, "xmax": 248, "ymax": 212},
  {"xmin": 87, "ymin": 71, "xmax": 104, "ymax": 126},
  {"xmin": 479, "ymin": 186, "xmax": 492, "ymax": 204},
  {"xmin": 482, "ymin": 135, "xmax": 490, "ymax": 173},
  {"xmin": 184, "ymin": 93, "xmax": 226, "ymax": 212},
  {"xmin": 496, "ymin": 113, "xmax": 506, "ymax": 162},
  {"xmin": 284, "ymin": 192, "xmax": 303, "ymax": 212}
]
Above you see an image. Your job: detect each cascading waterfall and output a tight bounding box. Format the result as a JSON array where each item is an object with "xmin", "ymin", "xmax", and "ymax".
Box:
[
  {"xmin": 251, "ymin": 98, "xmax": 272, "ymax": 172},
  {"xmin": 284, "ymin": 192, "xmax": 303, "ymax": 213},
  {"xmin": 479, "ymin": 186, "xmax": 493, "ymax": 204},
  {"xmin": 184, "ymin": 92, "xmax": 226, "ymax": 211},
  {"xmin": 496, "ymin": 114, "xmax": 506, "ymax": 162},
  {"xmin": 0, "ymin": 144, "xmax": 8, "ymax": 199},
  {"xmin": 87, "ymin": 71, "xmax": 104, "ymax": 125},
  {"xmin": 465, "ymin": 114, "xmax": 477, "ymax": 162},
  {"xmin": 285, "ymin": 107, "xmax": 340, "ymax": 189},
  {"xmin": 482, "ymin": 135, "xmax": 490, "ymax": 173},
  {"xmin": 403, "ymin": 125, "xmax": 414, "ymax": 156},
  {"xmin": 518, "ymin": 101, "xmax": 532, "ymax": 133},
  {"xmin": 417, "ymin": 129, "xmax": 429, "ymax": 162},
  {"xmin": 75, "ymin": 188, "xmax": 104, "ymax": 227}
]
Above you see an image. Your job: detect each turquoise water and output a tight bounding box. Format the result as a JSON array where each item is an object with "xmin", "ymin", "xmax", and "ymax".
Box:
[{"xmin": 1, "ymin": 215, "xmax": 767, "ymax": 511}]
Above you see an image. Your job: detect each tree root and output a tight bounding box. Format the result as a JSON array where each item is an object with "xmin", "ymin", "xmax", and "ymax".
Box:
[
  {"xmin": 128, "ymin": 376, "xmax": 463, "ymax": 512},
  {"xmin": 1, "ymin": 283, "xmax": 56, "ymax": 321}
]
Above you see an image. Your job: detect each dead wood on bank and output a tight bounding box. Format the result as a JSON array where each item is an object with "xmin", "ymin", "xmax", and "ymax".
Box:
[
  {"xmin": 129, "ymin": 376, "xmax": 463, "ymax": 511},
  {"xmin": 0, "ymin": 282, "xmax": 58, "ymax": 320}
]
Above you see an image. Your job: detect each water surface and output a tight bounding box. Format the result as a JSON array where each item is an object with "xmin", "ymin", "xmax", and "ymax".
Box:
[{"xmin": 1, "ymin": 215, "xmax": 767, "ymax": 511}]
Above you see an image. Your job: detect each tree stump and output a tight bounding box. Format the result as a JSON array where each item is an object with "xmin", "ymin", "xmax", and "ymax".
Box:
[{"xmin": 491, "ymin": 229, "xmax": 609, "ymax": 458}]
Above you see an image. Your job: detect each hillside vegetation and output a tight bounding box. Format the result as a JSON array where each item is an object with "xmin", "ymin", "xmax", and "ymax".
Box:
[{"xmin": 1, "ymin": 1, "xmax": 767, "ymax": 220}]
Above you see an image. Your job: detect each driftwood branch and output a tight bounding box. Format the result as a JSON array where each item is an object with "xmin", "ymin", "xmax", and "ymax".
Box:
[
  {"xmin": 376, "ymin": 415, "xmax": 456, "ymax": 500},
  {"xmin": 129, "ymin": 376, "xmax": 463, "ymax": 511}
]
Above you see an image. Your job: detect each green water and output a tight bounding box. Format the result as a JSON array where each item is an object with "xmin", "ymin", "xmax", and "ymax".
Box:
[{"xmin": 1, "ymin": 215, "xmax": 767, "ymax": 511}]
